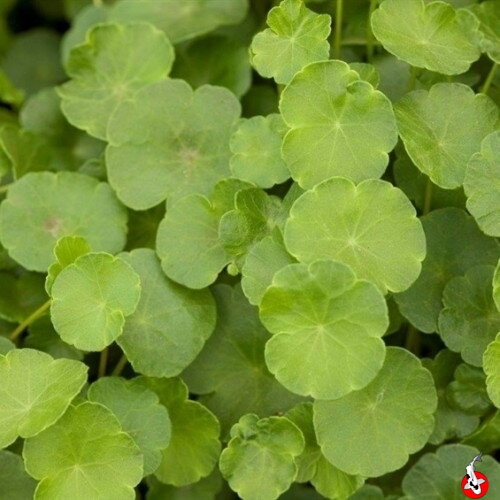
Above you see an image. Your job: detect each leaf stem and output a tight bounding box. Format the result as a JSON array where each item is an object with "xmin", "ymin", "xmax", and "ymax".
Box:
[
  {"xmin": 480, "ymin": 62, "xmax": 497, "ymax": 95},
  {"xmin": 405, "ymin": 324, "xmax": 420, "ymax": 355},
  {"xmin": 423, "ymin": 177, "xmax": 433, "ymax": 215},
  {"xmin": 111, "ymin": 354, "xmax": 128, "ymax": 376},
  {"xmin": 9, "ymin": 299, "xmax": 51, "ymax": 341},
  {"xmin": 366, "ymin": 0, "xmax": 378, "ymax": 62},
  {"xmin": 333, "ymin": 0, "xmax": 343, "ymax": 59},
  {"xmin": 98, "ymin": 348, "xmax": 109, "ymax": 378}
]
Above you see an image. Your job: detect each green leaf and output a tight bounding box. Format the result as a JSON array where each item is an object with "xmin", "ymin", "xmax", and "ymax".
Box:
[
  {"xmin": 106, "ymin": 79, "xmax": 241, "ymax": 210},
  {"xmin": 0, "ymin": 171, "xmax": 128, "ymax": 272},
  {"xmin": 471, "ymin": 0, "xmax": 500, "ymax": 63},
  {"xmin": 45, "ymin": 235, "xmax": 91, "ymax": 294},
  {"xmin": 117, "ymin": 248, "xmax": 216, "ymax": 377},
  {"xmin": 285, "ymin": 403, "xmax": 364, "ymax": 498},
  {"xmin": 250, "ymin": 0, "xmax": 331, "ymax": 84},
  {"xmin": 259, "ymin": 260, "xmax": 388, "ymax": 399},
  {"xmin": 0, "ymin": 336, "xmax": 15, "ymax": 354},
  {"xmin": 0, "ymin": 450, "xmax": 37, "ymax": 500},
  {"xmin": 462, "ymin": 410, "xmax": 500, "ymax": 453},
  {"xmin": 23, "ymin": 402, "xmax": 143, "ymax": 499},
  {"xmin": 241, "ymin": 231, "xmax": 296, "ymax": 306},
  {"xmin": 402, "ymin": 444, "xmax": 500, "ymax": 499},
  {"xmin": 230, "ymin": 114, "xmax": 290, "ymax": 188},
  {"xmin": 394, "ymin": 208, "xmax": 500, "ymax": 333},
  {"xmin": 88, "ymin": 376, "xmax": 171, "ymax": 475},
  {"xmin": 438, "ymin": 265, "xmax": 500, "ymax": 366},
  {"xmin": 219, "ymin": 413, "xmax": 305, "ymax": 500},
  {"xmin": 483, "ymin": 332, "xmax": 500, "ymax": 408},
  {"xmin": 182, "ymin": 284, "xmax": 302, "ymax": 437},
  {"xmin": 0, "ymin": 348, "xmax": 87, "ymax": 448},
  {"xmin": 495, "ymin": 259, "xmax": 500, "ymax": 311},
  {"xmin": 314, "ymin": 347, "xmax": 437, "ymax": 477},
  {"xmin": 371, "ymin": 0, "xmax": 481, "ymax": 75},
  {"xmin": 50, "ymin": 252, "xmax": 141, "ymax": 351},
  {"xmin": 59, "ymin": 22, "xmax": 174, "ymax": 141},
  {"xmin": 280, "ymin": 61, "xmax": 398, "ymax": 188},
  {"xmin": 284, "ymin": 177, "xmax": 426, "ymax": 294},
  {"xmin": 0, "ymin": 69, "xmax": 24, "ymax": 108},
  {"xmin": 395, "ymin": 83, "xmax": 498, "ymax": 189},
  {"xmin": 350, "ymin": 62, "xmax": 381, "ymax": 87},
  {"xmin": 464, "ymin": 130, "xmax": 500, "ymax": 237},
  {"xmin": 135, "ymin": 377, "xmax": 221, "ymax": 487}
]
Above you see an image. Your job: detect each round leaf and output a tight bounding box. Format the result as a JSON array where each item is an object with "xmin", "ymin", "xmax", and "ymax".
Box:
[
  {"xmin": 50, "ymin": 252, "xmax": 141, "ymax": 351},
  {"xmin": 259, "ymin": 260, "xmax": 388, "ymax": 399},
  {"xmin": 314, "ymin": 347, "xmax": 437, "ymax": 477},
  {"xmin": 219, "ymin": 414, "xmax": 305, "ymax": 500},
  {"xmin": 394, "ymin": 208, "xmax": 500, "ymax": 333},
  {"xmin": 284, "ymin": 177, "xmax": 426, "ymax": 294},
  {"xmin": 371, "ymin": 0, "xmax": 481, "ymax": 75},
  {"xmin": 395, "ymin": 83, "xmax": 498, "ymax": 189},
  {"xmin": 250, "ymin": 0, "xmax": 331, "ymax": 84},
  {"xmin": 471, "ymin": 0, "xmax": 500, "ymax": 63},
  {"xmin": 0, "ymin": 171, "xmax": 127, "ymax": 272},
  {"xmin": 0, "ymin": 450, "xmax": 36, "ymax": 500},
  {"xmin": 0, "ymin": 348, "xmax": 87, "ymax": 448},
  {"xmin": 88, "ymin": 377, "xmax": 171, "ymax": 475},
  {"xmin": 118, "ymin": 248, "xmax": 216, "ymax": 377},
  {"xmin": 484, "ymin": 332, "xmax": 500, "ymax": 408},
  {"xmin": 280, "ymin": 61, "xmax": 398, "ymax": 188},
  {"xmin": 23, "ymin": 402, "xmax": 143, "ymax": 500},
  {"xmin": 106, "ymin": 79, "xmax": 241, "ymax": 210},
  {"xmin": 439, "ymin": 265, "xmax": 500, "ymax": 366},
  {"xmin": 464, "ymin": 130, "xmax": 500, "ymax": 237},
  {"xmin": 59, "ymin": 22, "xmax": 174, "ymax": 140}
]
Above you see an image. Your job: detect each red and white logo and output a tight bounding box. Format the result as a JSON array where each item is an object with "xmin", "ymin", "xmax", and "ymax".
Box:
[{"xmin": 461, "ymin": 452, "xmax": 489, "ymax": 498}]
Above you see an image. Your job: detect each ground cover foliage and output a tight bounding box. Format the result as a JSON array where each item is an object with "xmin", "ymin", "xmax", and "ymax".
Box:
[{"xmin": 0, "ymin": 0, "xmax": 499, "ymax": 498}]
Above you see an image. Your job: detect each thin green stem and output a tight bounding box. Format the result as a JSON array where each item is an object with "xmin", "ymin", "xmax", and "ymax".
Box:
[
  {"xmin": 9, "ymin": 299, "xmax": 51, "ymax": 341},
  {"xmin": 98, "ymin": 348, "xmax": 109, "ymax": 378},
  {"xmin": 405, "ymin": 324, "xmax": 420, "ymax": 354},
  {"xmin": 111, "ymin": 354, "xmax": 128, "ymax": 376},
  {"xmin": 423, "ymin": 177, "xmax": 433, "ymax": 215},
  {"xmin": 366, "ymin": 0, "xmax": 378, "ymax": 62},
  {"xmin": 0, "ymin": 184, "xmax": 11, "ymax": 195},
  {"xmin": 333, "ymin": 0, "xmax": 343, "ymax": 59},
  {"xmin": 480, "ymin": 62, "xmax": 497, "ymax": 95}
]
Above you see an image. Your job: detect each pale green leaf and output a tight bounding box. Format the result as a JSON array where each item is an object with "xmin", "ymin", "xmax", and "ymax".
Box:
[
  {"xmin": 88, "ymin": 376, "xmax": 171, "ymax": 475},
  {"xmin": 219, "ymin": 413, "xmax": 304, "ymax": 500},
  {"xmin": 182, "ymin": 284, "xmax": 302, "ymax": 437},
  {"xmin": 438, "ymin": 265, "xmax": 500, "ymax": 366},
  {"xmin": 135, "ymin": 377, "xmax": 221, "ymax": 487},
  {"xmin": 230, "ymin": 114, "xmax": 290, "ymax": 188},
  {"xmin": 250, "ymin": 0, "xmax": 331, "ymax": 84},
  {"xmin": 23, "ymin": 402, "xmax": 143, "ymax": 500},
  {"xmin": 483, "ymin": 332, "xmax": 500, "ymax": 408},
  {"xmin": 371, "ymin": 0, "xmax": 481, "ymax": 74},
  {"xmin": 284, "ymin": 177, "xmax": 426, "ymax": 294},
  {"xmin": 59, "ymin": 22, "xmax": 174, "ymax": 140},
  {"xmin": 118, "ymin": 248, "xmax": 216, "ymax": 377},
  {"xmin": 50, "ymin": 252, "xmax": 141, "ymax": 351},
  {"xmin": 464, "ymin": 130, "xmax": 500, "ymax": 237},
  {"xmin": 350, "ymin": 62, "xmax": 381, "ymax": 87},
  {"xmin": 314, "ymin": 347, "xmax": 437, "ymax": 477},
  {"xmin": 395, "ymin": 83, "xmax": 498, "ymax": 189},
  {"xmin": 494, "ymin": 259, "xmax": 500, "ymax": 311},
  {"xmin": 0, "ymin": 348, "xmax": 87, "ymax": 448},
  {"xmin": 0, "ymin": 336, "xmax": 14, "ymax": 354},
  {"xmin": 0, "ymin": 450, "xmax": 36, "ymax": 500},
  {"xmin": 259, "ymin": 259, "xmax": 388, "ymax": 399},
  {"xmin": 280, "ymin": 61, "xmax": 398, "ymax": 188},
  {"xmin": 471, "ymin": 0, "xmax": 500, "ymax": 63},
  {"xmin": 0, "ymin": 171, "xmax": 128, "ymax": 272},
  {"xmin": 106, "ymin": 80, "xmax": 241, "ymax": 209},
  {"xmin": 394, "ymin": 208, "xmax": 500, "ymax": 333}
]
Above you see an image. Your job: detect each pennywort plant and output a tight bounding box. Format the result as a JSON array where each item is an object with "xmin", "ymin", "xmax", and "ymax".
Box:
[{"xmin": 0, "ymin": 0, "xmax": 498, "ymax": 498}]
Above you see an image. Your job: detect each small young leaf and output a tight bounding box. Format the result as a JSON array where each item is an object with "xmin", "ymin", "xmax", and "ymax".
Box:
[
  {"xmin": 0, "ymin": 450, "xmax": 37, "ymax": 500},
  {"xmin": 259, "ymin": 260, "xmax": 388, "ymax": 399},
  {"xmin": 59, "ymin": 22, "xmax": 174, "ymax": 140},
  {"xmin": 314, "ymin": 347, "xmax": 437, "ymax": 477},
  {"xmin": 280, "ymin": 61, "xmax": 398, "ymax": 188},
  {"xmin": 371, "ymin": 0, "xmax": 481, "ymax": 74},
  {"xmin": 284, "ymin": 177, "xmax": 426, "ymax": 294},
  {"xmin": 0, "ymin": 171, "xmax": 128, "ymax": 272},
  {"xmin": 23, "ymin": 402, "xmax": 143, "ymax": 499},
  {"xmin": 0, "ymin": 348, "xmax": 87, "ymax": 448},
  {"xmin": 250, "ymin": 0, "xmax": 331, "ymax": 84},
  {"xmin": 50, "ymin": 252, "xmax": 141, "ymax": 351},
  {"xmin": 219, "ymin": 413, "xmax": 305, "ymax": 500},
  {"xmin": 88, "ymin": 377, "xmax": 171, "ymax": 475}
]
